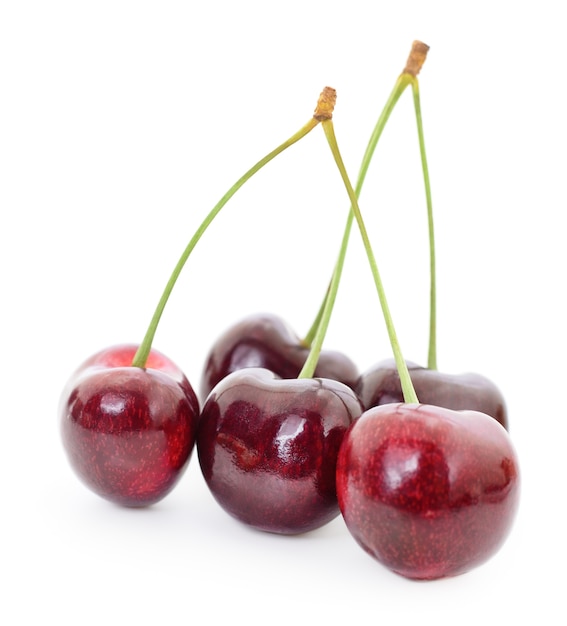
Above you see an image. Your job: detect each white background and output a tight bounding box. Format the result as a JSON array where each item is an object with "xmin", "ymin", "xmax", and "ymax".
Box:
[{"xmin": 1, "ymin": 1, "xmax": 564, "ymax": 624}]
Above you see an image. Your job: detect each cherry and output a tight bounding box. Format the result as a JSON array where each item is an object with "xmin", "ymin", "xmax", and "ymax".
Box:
[
  {"xmin": 197, "ymin": 367, "xmax": 362, "ymax": 534},
  {"xmin": 318, "ymin": 67, "xmax": 520, "ymax": 579},
  {"xmin": 336, "ymin": 403, "xmax": 519, "ymax": 579},
  {"xmin": 196, "ymin": 87, "xmax": 371, "ymax": 535},
  {"xmin": 59, "ymin": 87, "xmax": 342, "ymax": 506},
  {"xmin": 353, "ymin": 41, "xmax": 508, "ymax": 427},
  {"xmin": 356, "ymin": 359, "xmax": 508, "ymax": 429},
  {"xmin": 62, "ymin": 343, "xmax": 199, "ymax": 415},
  {"xmin": 199, "ymin": 312, "xmax": 359, "ymax": 402},
  {"xmin": 60, "ymin": 346, "xmax": 199, "ymax": 507}
]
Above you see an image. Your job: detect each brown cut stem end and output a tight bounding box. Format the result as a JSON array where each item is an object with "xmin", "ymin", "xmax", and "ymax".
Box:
[
  {"xmin": 314, "ymin": 86, "xmax": 337, "ymax": 121},
  {"xmin": 403, "ymin": 40, "xmax": 430, "ymax": 77}
]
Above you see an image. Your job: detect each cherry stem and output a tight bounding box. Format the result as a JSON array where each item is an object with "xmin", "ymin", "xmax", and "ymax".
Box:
[
  {"xmin": 320, "ymin": 118, "xmax": 419, "ymax": 405},
  {"xmin": 411, "ymin": 80, "xmax": 437, "ymax": 371},
  {"xmin": 294, "ymin": 87, "xmax": 349, "ymax": 380},
  {"xmin": 301, "ymin": 285, "xmax": 328, "ymax": 348},
  {"xmin": 298, "ymin": 166, "xmax": 350, "ymax": 379},
  {"xmin": 302, "ymin": 75, "xmax": 411, "ymax": 350},
  {"xmin": 302, "ymin": 41, "xmax": 430, "ymax": 361},
  {"xmin": 131, "ymin": 109, "xmax": 324, "ymax": 368}
]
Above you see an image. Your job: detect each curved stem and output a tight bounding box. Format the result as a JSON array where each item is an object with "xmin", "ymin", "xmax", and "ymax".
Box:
[
  {"xmin": 322, "ymin": 119, "xmax": 419, "ymax": 405},
  {"xmin": 411, "ymin": 81, "xmax": 437, "ymax": 370},
  {"xmin": 355, "ymin": 74, "xmax": 413, "ymax": 197},
  {"xmin": 302, "ymin": 284, "xmax": 328, "ymax": 347},
  {"xmin": 131, "ymin": 116, "xmax": 319, "ymax": 368},
  {"xmin": 297, "ymin": 205, "xmax": 350, "ymax": 379},
  {"xmin": 301, "ymin": 74, "xmax": 411, "ymax": 350},
  {"xmin": 302, "ymin": 42, "xmax": 435, "ymax": 383},
  {"xmin": 301, "ymin": 41, "xmax": 430, "ymax": 350}
]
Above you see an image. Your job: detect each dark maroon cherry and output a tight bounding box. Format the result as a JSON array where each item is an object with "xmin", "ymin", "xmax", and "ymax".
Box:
[
  {"xmin": 336, "ymin": 402, "xmax": 520, "ymax": 580},
  {"xmin": 356, "ymin": 358, "xmax": 508, "ymax": 430},
  {"xmin": 199, "ymin": 313, "xmax": 359, "ymax": 403},
  {"xmin": 197, "ymin": 367, "xmax": 362, "ymax": 534},
  {"xmin": 60, "ymin": 345, "xmax": 199, "ymax": 507}
]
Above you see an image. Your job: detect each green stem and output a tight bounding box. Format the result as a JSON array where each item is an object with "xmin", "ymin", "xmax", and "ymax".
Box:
[
  {"xmin": 321, "ymin": 119, "xmax": 419, "ymax": 405},
  {"xmin": 302, "ymin": 42, "xmax": 434, "ymax": 382},
  {"xmin": 355, "ymin": 74, "xmax": 414, "ymax": 198},
  {"xmin": 301, "ymin": 74, "xmax": 412, "ymax": 350},
  {"xmin": 131, "ymin": 116, "xmax": 319, "ymax": 368},
  {"xmin": 411, "ymin": 81, "xmax": 437, "ymax": 370},
  {"xmin": 302, "ymin": 284, "xmax": 328, "ymax": 347},
  {"xmin": 297, "ymin": 201, "xmax": 350, "ymax": 379}
]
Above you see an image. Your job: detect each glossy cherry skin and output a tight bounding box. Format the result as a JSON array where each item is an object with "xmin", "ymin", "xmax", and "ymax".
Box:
[
  {"xmin": 356, "ymin": 358, "xmax": 508, "ymax": 430},
  {"xmin": 200, "ymin": 313, "xmax": 359, "ymax": 402},
  {"xmin": 60, "ymin": 345, "xmax": 200, "ymax": 507},
  {"xmin": 197, "ymin": 367, "xmax": 363, "ymax": 534},
  {"xmin": 336, "ymin": 403, "xmax": 520, "ymax": 580},
  {"xmin": 63, "ymin": 343, "xmax": 200, "ymax": 416}
]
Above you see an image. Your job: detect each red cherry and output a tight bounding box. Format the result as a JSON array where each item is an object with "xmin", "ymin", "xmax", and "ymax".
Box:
[
  {"xmin": 66, "ymin": 343, "xmax": 199, "ymax": 415},
  {"xmin": 197, "ymin": 367, "xmax": 362, "ymax": 534},
  {"xmin": 356, "ymin": 358, "xmax": 508, "ymax": 429},
  {"xmin": 200, "ymin": 313, "xmax": 359, "ymax": 402},
  {"xmin": 336, "ymin": 402, "xmax": 520, "ymax": 580},
  {"xmin": 60, "ymin": 345, "xmax": 199, "ymax": 506}
]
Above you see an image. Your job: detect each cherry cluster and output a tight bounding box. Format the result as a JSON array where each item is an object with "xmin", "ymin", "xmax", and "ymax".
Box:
[{"xmin": 59, "ymin": 42, "xmax": 520, "ymax": 581}]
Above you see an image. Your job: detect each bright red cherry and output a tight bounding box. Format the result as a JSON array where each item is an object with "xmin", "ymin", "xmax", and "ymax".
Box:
[
  {"xmin": 65, "ymin": 343, "xmax": 199, "ymax": 415},
  {"xmin": 60, "ymin": 345, "xmax": 199, "ymax": 507},
  {"xmin": 315, "ymin": 52, "xmax": 519, "ymax": 580},
  {"xmin": 336, "ymin": 402, "xmax": 520, "ymax": 579}
]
